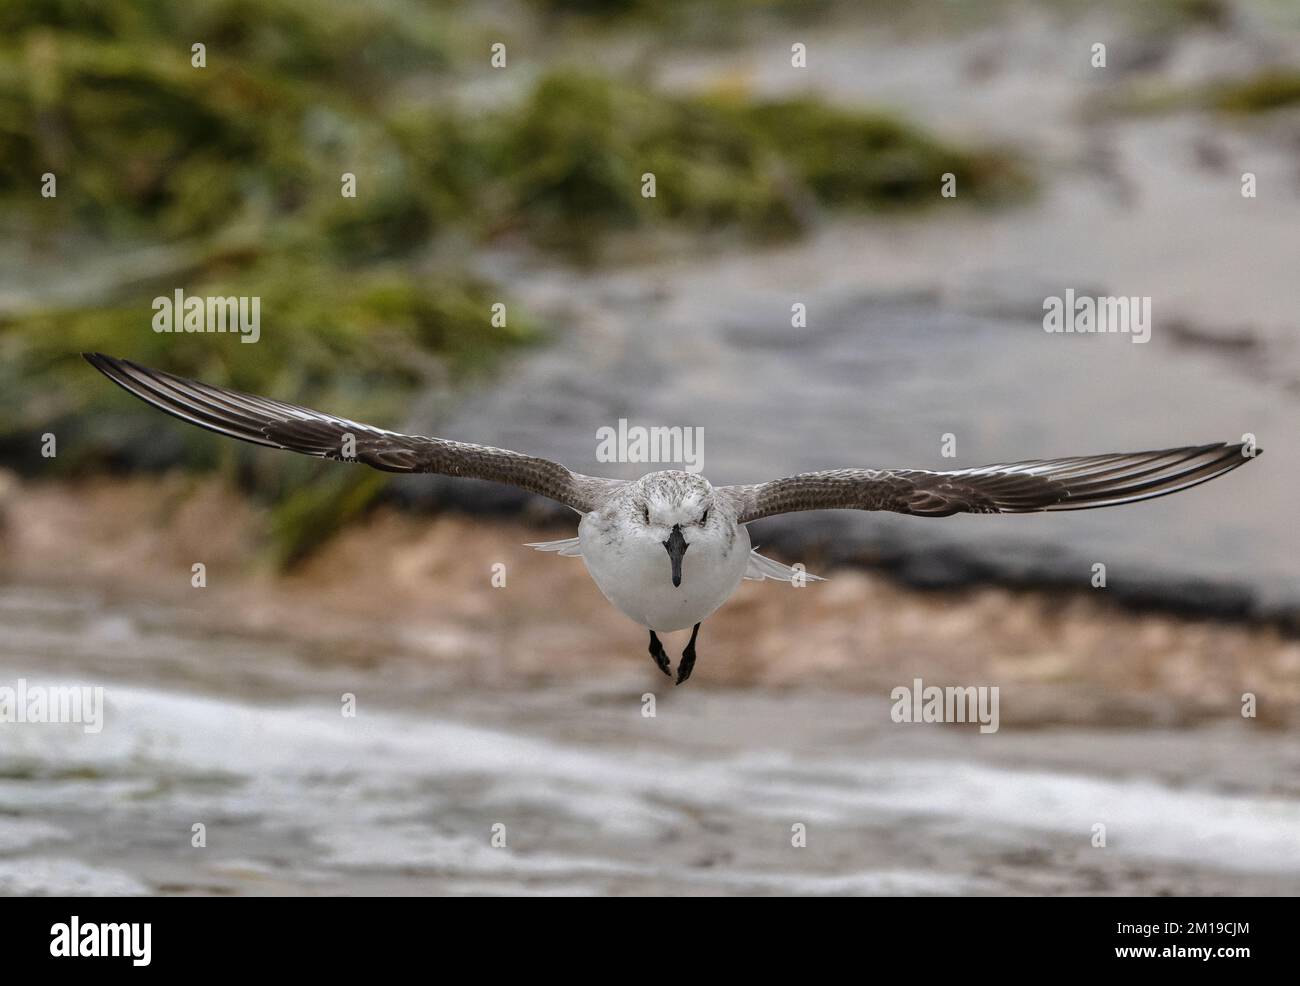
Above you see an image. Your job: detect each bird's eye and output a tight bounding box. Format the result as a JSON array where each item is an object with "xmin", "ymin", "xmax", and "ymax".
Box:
[
  {"xmin": 642, "ymin": 506, "xmax": 650, "ymax": 524},
  {"xmin": 700, "ymin": 509, "xmax": 709, "ymax": 525}
]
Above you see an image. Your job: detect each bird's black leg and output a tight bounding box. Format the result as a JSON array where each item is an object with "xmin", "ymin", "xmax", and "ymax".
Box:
[
  {"xmin": 648, "ymin": 630, "xmax": 672, "ymax": 677},
  {"xmin": 676, "ymin": 623, "xmax": 701, "ymax": 686}
]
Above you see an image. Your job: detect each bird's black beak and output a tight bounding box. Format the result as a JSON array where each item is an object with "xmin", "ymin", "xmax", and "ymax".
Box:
[{"xmin": 663, "ymin": 524, "xmax": 689, "ymax": 588}]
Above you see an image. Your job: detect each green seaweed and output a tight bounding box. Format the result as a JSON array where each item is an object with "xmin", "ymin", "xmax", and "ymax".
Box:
[
  {"xmin": 1102, "ymin": 66, "xmax": 1300, "ymax": 121},
  {"xmin": 0, "ymin": 254, "xmax": 536, "ymax": 564},
  {"xmin": 482, "ymin": 73, "xmax": 1028, "ymax": 253},
  {"xmin": 1208, "ymin": 70, "xmax": 1300, "ymax": 114},
  {"xmin": 0, "ymin": 0, "xmax": 1031, "ymax": 564},
  {"xmin": 268, "ymin": 467, "xmax": 391, "ymax": 569},
  {"xmin": 0, "ymin": 9, "xmax": 1027, "ymax": 251}
]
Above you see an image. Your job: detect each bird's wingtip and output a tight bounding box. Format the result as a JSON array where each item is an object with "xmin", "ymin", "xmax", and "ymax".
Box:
[{"xmin": 1230, "ymin": 439, "xmax": 1262, "ymax": 459}]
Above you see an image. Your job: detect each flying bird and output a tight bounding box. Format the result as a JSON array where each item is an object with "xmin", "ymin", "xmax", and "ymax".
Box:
[{"xmin": 85, "ymin": 354, "xmax": 1260, "ymax": 684}]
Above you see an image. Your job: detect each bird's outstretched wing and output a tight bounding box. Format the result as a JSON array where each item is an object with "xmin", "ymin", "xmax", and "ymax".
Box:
[
  {"xmin": 84, "ymin": 354, "xmax": 622, "ymax": 513},
  {"xmin": 723, "ymin": 443, "xmax": 1259, "ymax": 524}
]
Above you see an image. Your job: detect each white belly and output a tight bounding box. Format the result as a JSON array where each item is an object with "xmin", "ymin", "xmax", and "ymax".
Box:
[{"xmin": 578, "ymin": 519, "xmax": 751, "ymax": 631}]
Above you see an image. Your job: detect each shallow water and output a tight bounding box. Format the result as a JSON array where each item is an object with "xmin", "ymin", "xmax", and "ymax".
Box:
[{"xmin": 2, "ymin": 583, "xmax": 1297, "ymax": 896}]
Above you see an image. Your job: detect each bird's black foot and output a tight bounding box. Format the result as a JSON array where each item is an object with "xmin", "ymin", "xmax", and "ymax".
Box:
[
  {"xmin": 648, "ymin": 630, "xmax": 672, "ymax": 677},
  {"xmin": 676, "ymin": 623, "xmax": 701, "ymax": 685}
]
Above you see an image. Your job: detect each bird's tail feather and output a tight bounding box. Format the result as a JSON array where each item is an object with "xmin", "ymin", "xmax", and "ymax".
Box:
[
  {"xmin": 744, "ymin": 549, "xmax": 825, "ymax": 583},
  {"xmin": 525, "ymin": 536, "xmax": 583, "ymax": 557}
]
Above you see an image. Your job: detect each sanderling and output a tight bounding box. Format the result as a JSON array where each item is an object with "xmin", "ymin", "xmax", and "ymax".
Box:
[{"xmin": 85, "ymin": 354, "xmax": 1260, "ymax": 684}]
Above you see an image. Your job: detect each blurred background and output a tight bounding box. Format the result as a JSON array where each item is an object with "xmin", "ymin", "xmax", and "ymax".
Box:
[{"xmin": 1, "ymin": 0, "xmax": 1299, "ymax": 895}]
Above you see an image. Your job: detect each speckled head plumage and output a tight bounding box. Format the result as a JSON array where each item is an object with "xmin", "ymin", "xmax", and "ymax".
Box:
[
  {"xmin": 637, "ymin": 471, "xmax": 712, "ymax": 526},
  {"xmin": 591, "ymin": 471, "xmax": 739, "ymax": 548}
]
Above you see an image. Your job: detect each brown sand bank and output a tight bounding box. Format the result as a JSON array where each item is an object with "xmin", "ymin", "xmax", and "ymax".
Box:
[{"xmin": 3, "ymin": 473, "xmax": 1295, "ymax": 730}]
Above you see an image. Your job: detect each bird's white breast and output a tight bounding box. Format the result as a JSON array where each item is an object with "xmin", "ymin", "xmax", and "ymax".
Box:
[{"xmin": 577, "ymin": 515, "xmax": 751, "ymax": 631}]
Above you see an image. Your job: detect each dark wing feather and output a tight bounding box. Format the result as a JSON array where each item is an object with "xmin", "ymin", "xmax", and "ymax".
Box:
[
  {"xmin": 725, "ymin": 443, "xmax": 1259, "ymax": 523},
  {"xmin": 84, "ymin": 354, "xmax": 621, "ymax": 512}
]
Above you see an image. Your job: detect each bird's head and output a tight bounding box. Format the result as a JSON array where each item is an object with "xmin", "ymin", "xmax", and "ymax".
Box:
[{"xmin": 633, "ymin": 471, "xmax": 720, "ymax": 588}]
